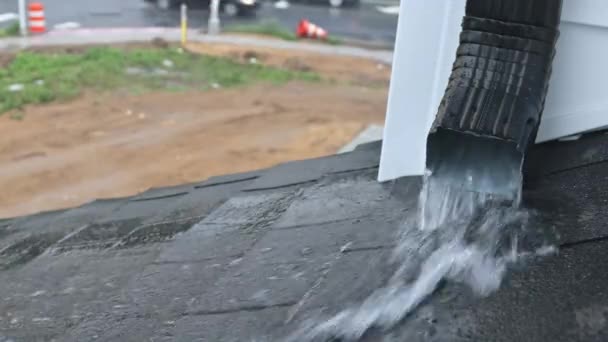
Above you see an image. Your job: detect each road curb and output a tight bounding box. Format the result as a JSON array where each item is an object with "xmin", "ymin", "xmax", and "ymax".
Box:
[
  {"xmin": 337, "ymin": 37, "xmax": 394, "ymax": 51},
  {"xmin": 0, "ymin": 28, "xmax": 394, "ymax": 64}
]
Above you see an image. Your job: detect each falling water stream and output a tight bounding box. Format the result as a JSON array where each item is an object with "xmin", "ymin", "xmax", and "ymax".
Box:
[{"xmin": 288, "ymin": 164, "xmax": 556, "ymax": 341}]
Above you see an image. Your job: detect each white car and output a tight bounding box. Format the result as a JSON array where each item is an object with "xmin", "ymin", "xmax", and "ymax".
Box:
[{"xmin": 148, "ymin": 0, "xmax": 259, "ymax": 17}]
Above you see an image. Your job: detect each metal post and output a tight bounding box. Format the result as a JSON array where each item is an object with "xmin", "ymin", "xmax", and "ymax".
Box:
[
  {"xmin": 180, "ymin": 3, "xmax": 187, "ymax": 45},
  {"xmin": 18, "ymin": 0, "xmax": 27, "ymax": 36},
  {"xmin": 208, "ymin": 0, "xmax": 220, "ymax": 35}
]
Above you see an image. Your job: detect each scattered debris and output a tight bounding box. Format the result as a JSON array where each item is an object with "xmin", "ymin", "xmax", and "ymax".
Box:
[
  {"xmin": 211, "ymin": 82, "xmax": 221, "ymax": 89},
  {"xmin": 283, "ymin": 57, "xmax": 312, "ymax": 72},
  {"xmin": 243, "ymin": 50, "xmax": 262, "ymax": 62},
  {"xmin": 125, "ymin": 67, "xmax": 170, "ymax": 76},
  {"xmin": 138, "ymin": 113, "xmax": 146, "ymax": 119},
  {"xmin": 154, "ymin": 68, "xmax": 170, "ymax": 76},
  {"xmin": 0, "ymin": 54, "xmax": 14, "ymax": 68},
  {"xmin": 34, "ymin": 79, "xmax": 45, "ymax": 86},
  {"xmin": 162, "ymin": 59, "xmax": 174, "ymax": 68},
  {"xmin": 7, "ymin": 83, "xmax": 24, "ymax": 92},
  {"xmin": 151, "ymin": 37, "xmax": 169, "ymax": 49},
  {"xmin": 9, "ymin": 111, "xmax": 24, "ymax": 121},
  {"xmin": 125, "ymin": 109, "xmax": 133, "ymax": 116},
  {"xmin": 249, "ymin": 57, "xmax": 258, "ymax": 64},
  {"xmin": 376, "ymin": 63, "xmax": 385, "ymax": 70},
  {"xmin": 176, "ymin": 47, "xmax": 184, "ymax": 54},
  {"xmin": 125, "ymin": 67, "xmax": 144, "ymax": 75}
]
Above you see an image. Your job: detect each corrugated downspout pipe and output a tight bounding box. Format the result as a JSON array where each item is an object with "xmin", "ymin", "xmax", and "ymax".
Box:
[{"xmin": 426, "ymin": 0, "xmax": 563, "ymax": 199}]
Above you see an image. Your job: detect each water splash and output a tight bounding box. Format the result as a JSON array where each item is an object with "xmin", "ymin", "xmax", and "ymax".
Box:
[{"xmin": 288, "ymin": 171, "xmax": 555, "ymax": 341}]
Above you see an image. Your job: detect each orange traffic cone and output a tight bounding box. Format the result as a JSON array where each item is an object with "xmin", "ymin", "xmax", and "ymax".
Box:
[{"xmin": 296, "ymin": 19, "xmax": 328, "ymax": 40}]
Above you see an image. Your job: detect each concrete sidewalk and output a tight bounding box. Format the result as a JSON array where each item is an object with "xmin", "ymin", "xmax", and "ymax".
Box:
[{"xmin": 0, "ymin": 27, "xmax": 394, "ymax": 64}]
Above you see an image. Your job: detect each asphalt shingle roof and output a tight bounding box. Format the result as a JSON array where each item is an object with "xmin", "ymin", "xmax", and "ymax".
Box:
[{"xmin": 1, "ymin": 133, "xmax": 608, "ymax": 341}]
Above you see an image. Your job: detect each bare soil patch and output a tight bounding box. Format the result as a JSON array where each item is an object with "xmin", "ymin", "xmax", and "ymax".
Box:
[
  {"xmin": 0, "ymin": 43, "xmax": 390, "ymax": 218},
  {"xmin": 185, "ymin": 42, "xmax": 391, "ymax": 86}
]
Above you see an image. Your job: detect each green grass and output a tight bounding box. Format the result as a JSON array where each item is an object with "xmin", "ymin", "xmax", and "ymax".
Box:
[
  {"xmin": 226, "ymin": 22, "xmax": 298, "ymax": 41},
  {"xmin": 0, "ymin": 22, "xmax": 20, "ymax": 38},
  {"xmin": 326, "ymin": 36, "xmax": 342, "ymax": 45},
  {"xmin": 0, "ymin": 46, "xmax": 320, "ymax": 113}
]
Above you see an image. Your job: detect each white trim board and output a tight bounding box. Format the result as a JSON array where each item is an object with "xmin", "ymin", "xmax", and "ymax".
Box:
[{"xmin": 379, "ymin": 0, "xmax": 608, "ymax": 182}]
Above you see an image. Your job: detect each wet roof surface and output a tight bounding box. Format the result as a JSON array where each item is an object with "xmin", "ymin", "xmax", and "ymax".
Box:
[{"xmin": 2, "ymin": 133, "xmax": 608, "ymax": 341}]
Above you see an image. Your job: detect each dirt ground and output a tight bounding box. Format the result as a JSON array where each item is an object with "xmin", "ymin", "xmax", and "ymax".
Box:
[
  {"xmin": 184, "ymin": 41, "xmax": 391, "ymax": 86},
  {"xmin": 0, "ymin": 42, "xmax": 390, "ymax": 218}
]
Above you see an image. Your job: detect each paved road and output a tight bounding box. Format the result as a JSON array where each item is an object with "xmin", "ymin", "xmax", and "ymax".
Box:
[{"xmin": 0, "ymin": 0, "xmax": 399, "ymax": 45}]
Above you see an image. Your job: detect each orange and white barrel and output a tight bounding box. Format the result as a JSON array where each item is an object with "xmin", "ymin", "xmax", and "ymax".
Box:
[{"xmin": 28, "ymin": 2, "xmax": 46, "ymax": 34}]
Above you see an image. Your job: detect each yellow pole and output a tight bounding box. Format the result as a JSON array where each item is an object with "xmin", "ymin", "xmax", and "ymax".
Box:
[{"xmin": 181, "ymin": 3, "xmax": 187, "ymax": 45}]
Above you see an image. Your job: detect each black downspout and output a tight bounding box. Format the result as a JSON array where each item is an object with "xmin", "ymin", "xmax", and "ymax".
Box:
[{"xmin": 425, "ymin": 0, "xmax": 563, "ymax": 198}]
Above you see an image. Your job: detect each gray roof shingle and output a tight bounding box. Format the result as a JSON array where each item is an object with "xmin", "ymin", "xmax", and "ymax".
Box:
[{"xmin": 1, "ymin": 135, "xmax": 608, "ymax": 341}]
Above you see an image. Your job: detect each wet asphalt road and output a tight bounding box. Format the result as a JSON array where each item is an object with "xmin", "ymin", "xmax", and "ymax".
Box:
[{"xmin": 0, "ymin": 0, "xmax": 399, "ymax": 45}]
